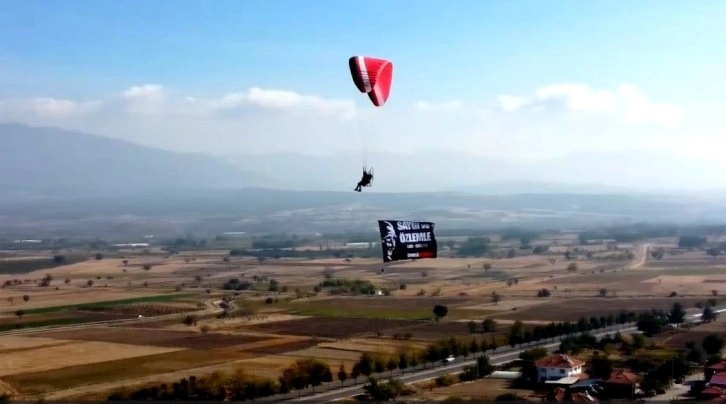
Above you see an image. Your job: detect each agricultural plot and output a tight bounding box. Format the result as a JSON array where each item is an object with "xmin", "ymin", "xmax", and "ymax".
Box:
[
  {"xmin": 416, "ymin": 377, "xmax": 532, "ymax": 401},
  {"xmin": 2, "ymin": 349, "xmax": 248, "ymax": 396},
  {"xmin": 0, "ymin": 340, "xmax": 183, "ymax": 378},
  {"xmin": 3, "ymin": 236, "xmax": 726, "ymax": 400},
  {"xmin": 494, "ymin": 297, "xmax": 708, "ymax": 322},
  {"xmin": 0, "ymin": 311, "xmax": 133, "ymax": 332},
  {"xmin": 280, "ymin": 296, "xmax": 471, "ymax": 320},
  {"xmin": 246, "ymin": 317, "xmax": 416, "ymax": 339},
  {"xmin": 31, "ymin": 327, "xmax": 269, "ymax": 350}
]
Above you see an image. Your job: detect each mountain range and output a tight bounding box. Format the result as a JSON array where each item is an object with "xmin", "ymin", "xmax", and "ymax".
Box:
[{"xmin": 2, "ymin": 123, "xmax": 726, "ymax": 201}]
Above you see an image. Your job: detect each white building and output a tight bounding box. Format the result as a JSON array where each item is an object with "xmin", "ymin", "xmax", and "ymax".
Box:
[{"xmin": 535, "ymin": 354, "xmax": 585, "ymax": 382}]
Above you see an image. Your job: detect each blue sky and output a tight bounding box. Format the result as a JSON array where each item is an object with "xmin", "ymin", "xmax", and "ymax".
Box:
[
  {"xmin": 2, "ymin": 0, "xmax": 724, "ymax": 101},
  {"xmin": 1, "ymin": 0, "xmax": 726, "ymax": 189}
]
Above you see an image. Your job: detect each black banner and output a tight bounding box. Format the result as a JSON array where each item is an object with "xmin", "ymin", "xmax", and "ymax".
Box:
[{"xmin": 377, "ymin": 220, "xmax": 437, "ymax": 263}]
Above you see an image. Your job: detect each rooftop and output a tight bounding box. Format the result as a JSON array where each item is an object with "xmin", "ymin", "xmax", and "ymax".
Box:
[
  {"xmin": 607, "ymin": 370, "xmax": 639, "ymax": 385},
  {"xmin": 536, "ymin": 354, "xmax": 586, "ymax": 369}
]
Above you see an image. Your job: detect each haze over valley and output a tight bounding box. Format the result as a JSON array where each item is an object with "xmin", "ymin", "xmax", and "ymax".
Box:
[{"xmin": 3, "ymin": 2, "xmax": 726, "ymax": 402}]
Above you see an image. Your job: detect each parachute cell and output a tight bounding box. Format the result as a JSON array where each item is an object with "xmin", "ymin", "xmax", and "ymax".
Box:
[{"xmin": 348, "ymin": 56, "xmax": 394, "ymax": 107}]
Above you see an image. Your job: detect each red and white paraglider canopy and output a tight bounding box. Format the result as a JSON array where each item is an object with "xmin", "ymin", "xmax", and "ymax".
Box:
[{"xmin": 348, "ymin": 56, "xmax": 394, "ymax": 107}]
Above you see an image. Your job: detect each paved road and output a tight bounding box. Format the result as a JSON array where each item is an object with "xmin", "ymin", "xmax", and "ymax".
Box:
[
  {"xmin": 261, "ymin": 325, "xmax": 640, "ymax": 403},
  {"xmin": 257, "ymin": 304, "xmax": 726, "ymax": 403}
]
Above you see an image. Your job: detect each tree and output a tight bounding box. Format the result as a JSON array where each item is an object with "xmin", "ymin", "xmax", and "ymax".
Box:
[
  {"xmin": 363, "ymin": 377, "xmax": 408, "ymax": 401},
  {"xmin": 678, "ymin": 235, "xmax": 706, "ymax": 248},
  {"xmin": 469, "ymin": 338, "xmax": 481, "ymax": 356},
  {"xmin": 350, "ymin": 365, "xmax": 361, "ymax": 384},
  {"xmin": 457, "ymin": 237, "xmax": 490, "ymax": 257},
  {"xmin": 397, "ymin": 353, "xmax": 409, "ymax": 373},
  {"xmin": 433, "ymin": 304, "xmax": 448, "ymax": 321},
  {"xmin": 95, "ymin": 253, "xmax": 104, "ymax": 260},
  {"xmin": 337, "ymin": 363, "xmax": 348, "ymax": 387},
  {"xmin": 588, "ymin": 354, "xmax": 614, "ymax": 380},
  {"xmin": 476, "ymin": 355, "xmax": 494, "ymax": 377},
  {"xmin": 323, "ymin": 267, "xmax": 335, "ymax": 279},
  {"xmin": 143, "ymin": 264, "xmax": 152, "ymax": 271},
  {"xmin": 687, "ymin": 346, "xmax": 706, "ymax": 364},
  {"xmin": 669, "ymin": 302, "xmax": 687, "ymax": 325},
  {"xmin": 22, "ymin": 295, "xmax": 29, "ymax": 303},
  {"xmin": 483, "ymin": 263, "xmax": 492, "ymax": 271},
  {"xmin": 183, "ymin": 314, "xmax": 197, "ymax": 326},
  {"xmin": 386, "ymin": 357, "xmax": 397, "ymax": 376},
  {"xmin": 15, "ymin": 309, "xmax": 24, "ymax": 319},
  {"xmin": 87, "ymin": 279, "xmax": 94, "ymax": 287},
  {"xmin": 702, "ymin": 305, "xmax": 718, "ymax": 322},
  {"xmin": 508, "ymin": 320, "xmax": 525, "ymax": 347},
  {"xmin": 519, "ymin": 347, "xmax": 548, "ymax": 362},
  {"xmin": 482, "ymin": 318, "xmax": 497, "ymax": 333},
  {"xmin": 199, "ymin": 324, "xmax": 210, "ymax": 334},
  {"xmin": 567, "ymin": 263, "xmax": 578, "ymax": 272},
  {"xmin": 702, "ymin": 334, "xmax": 726, "ymax": 356},
  {"xmin": 355, "ymin": 353, "xmax": 375, "ymax": 377},
  {"xmin": 467, "ymin": 320, "xmax": 477, "ymax": 334},
  {"xmin": 491, "ymin": 291, "xmax": 501, "ymax": 305},
  {"xmin": 636, "ymin": 313, "xmax": 665, "ymax": 337},
  {"xmin": 598, "ymin": 288, "xmax": 608, "ymax": 297}
]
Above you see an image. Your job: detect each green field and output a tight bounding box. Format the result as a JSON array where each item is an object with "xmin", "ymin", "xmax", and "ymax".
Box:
[
  {"xmin": 23, "ymin": 293, "xmax": 197, "ymax": 315},
  {"xmin": 286, "ymin": 306, "xmax": 433, "ymax": 320},
  {"xmin": 0, "ymin": 317, "xmax": 90, "ymax": 332},
  {"xmin": 282, "ymin": 300, "xmax": 440, "ymax": 320},
  {"xmin": 0, "ymin": 256, "xmax": 87, "ymax": 274}
]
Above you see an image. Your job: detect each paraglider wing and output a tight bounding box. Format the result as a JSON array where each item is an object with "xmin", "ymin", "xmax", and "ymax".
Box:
[{"xmin": 348, "ymin": 56, "xmax": 394, "ymax": 107}]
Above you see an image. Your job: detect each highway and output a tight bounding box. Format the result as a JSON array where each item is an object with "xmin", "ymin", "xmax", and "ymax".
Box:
[
  {"xmin": 247, "ymin": 324, "xmax": 640, "ymax": 403},
  {"xmin": 260, "ymin": 303, "xmax": 726, "ymax": 403},
  {"xmin": 292, "ymin": 326, "xmax": 640, "ymax": 402}
]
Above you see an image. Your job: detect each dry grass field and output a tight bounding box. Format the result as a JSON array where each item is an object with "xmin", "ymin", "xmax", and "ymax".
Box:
[
  {"xmin": 0, "ymin": 236, "xmax": 724, "ymax": 400},
  {"xmin": 415, "ymin": 377, "xmax": 533, "ymax": 400}
]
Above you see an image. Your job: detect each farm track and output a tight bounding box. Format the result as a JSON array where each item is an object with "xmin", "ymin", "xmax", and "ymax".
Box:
[{"xmin": 0, "ymin": 378, "xmax": 19, "ymax": 398}]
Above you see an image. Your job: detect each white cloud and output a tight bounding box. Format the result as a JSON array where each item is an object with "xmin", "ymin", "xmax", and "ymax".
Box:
[
  {"xmin": 1, "ymin": 84, "xmax": 358, "ymax": 120},
  {"xmin": 122, "ymin": 84, "xmax": 164, "ymax": 99},
  {"xmin": 209, "ymin": 87, "xmax": 356, "ymax": 119},
  {"xmin": 120, "ymin": 84, "xmax": 165, "ymax": 115},
  {"xmin": 497, "ymin": 83, "xmax": 683, "ymax": 128},
  {"xmin": 0, "ymin": 81, "xmax": 694, "ymax": 160}
]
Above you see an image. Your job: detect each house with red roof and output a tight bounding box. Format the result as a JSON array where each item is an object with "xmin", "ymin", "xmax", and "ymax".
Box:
[
  {"xmin": 699, "ymin": 385, "xmax": 726, "ymax": 401},
  {"xmin": 534, "ymin": 387, "xmax": 597, "ymax": 403},
  {"xmin": 535, "ymin": 354, "xmax": 586, "ymax": 383},
  {"xmin": 709, "ymin": 372, "xmax": 726, "ymax": 389},
  {"xmin": 707, "ymin": 360, "xmax": 726, "ymax": 381},
  {"xmin": 604, "ymin": 369, "xmax": 639, "ymax": 398}
]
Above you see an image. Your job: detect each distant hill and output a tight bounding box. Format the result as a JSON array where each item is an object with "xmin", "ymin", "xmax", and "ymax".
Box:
[
  {"xmin": 220, "ymin": 151, "xmax": 639, "ymax": 194},
  {"xmin": 0, "ymin": 123, "xmax": 272, "ymax": 200},
  {"xmin": 221, "ymin": 150, "xmax": 726, "ymax": 194}
]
